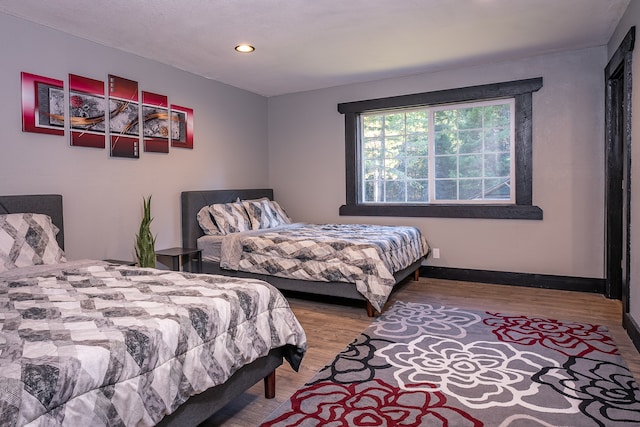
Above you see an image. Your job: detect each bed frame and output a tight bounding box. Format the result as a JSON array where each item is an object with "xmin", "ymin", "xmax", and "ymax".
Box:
[
  {"xmin": 181, "ymin": 189, "xmax": 423, "ymax": 317},
  {"xmin": 0, "ymin": 193, "xmax": 287, "ymax": 427}
]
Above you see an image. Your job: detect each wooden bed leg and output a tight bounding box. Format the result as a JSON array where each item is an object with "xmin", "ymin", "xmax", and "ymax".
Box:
[
  {"xmin": 366, "ymin": 301, "xmax": 376, "ymax": 317},
  {"xmin": 264, "ymin": 370, "xmax": 276, "ymax": 399},
  {"xmin": 414, "ymin": 268, "xmax": 420, "ymax": 281}
]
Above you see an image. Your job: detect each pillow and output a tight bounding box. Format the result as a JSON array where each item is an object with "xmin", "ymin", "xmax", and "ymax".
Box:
[
  {"xmin": 209, "ymin": 202, "xmax": 252, "ymax": 234},
  {"xmin": 242, "ymin": 198, "xmax": 292, "ymax": 230},
  {"xmin": 268, "ymin": 200, "xmax": 292, "ymax": 224},
  {"xmin": 197, "ymin": 205, "xmax": 222, "ymax": 235},
  {"xmin": 0, "ymin": 213, "xmax": 66, "ymax": 272}
]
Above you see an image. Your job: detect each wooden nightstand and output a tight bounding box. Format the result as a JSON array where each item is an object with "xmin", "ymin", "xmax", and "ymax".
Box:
[{"xmin": 155, "ymin": 247, "xmax": 203, "ymax": 273}]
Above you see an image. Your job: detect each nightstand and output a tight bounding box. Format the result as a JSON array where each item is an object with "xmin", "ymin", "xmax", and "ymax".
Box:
[{"xmin": 155, "ymin": 247, "xmax": 203, "ymax": 273}]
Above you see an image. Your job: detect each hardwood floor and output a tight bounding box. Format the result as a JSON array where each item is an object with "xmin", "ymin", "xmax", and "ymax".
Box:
[{"xmin": 201, "ymin": 277, "xmax": 640, "ymax": 427}]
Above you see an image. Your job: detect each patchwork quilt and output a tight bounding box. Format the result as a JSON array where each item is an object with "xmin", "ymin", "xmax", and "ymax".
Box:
[
  {"xmin": 0, "ymin": 261, "xmax": 307, "ymax": 427},
  {"xmin": 220, "ymin": 223, "xmax": 429, "ymax": 312}
]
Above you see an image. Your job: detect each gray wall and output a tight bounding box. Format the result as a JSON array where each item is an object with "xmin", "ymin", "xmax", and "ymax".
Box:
[
  {"xmin": 608, "ymin": 1, "xmax": 640, "ymax": 325},
  {"xmin": 268, "ymin": 47, "xmax": 607, "ymax": 280},
  {"xmin": 0, "ymin": 14, "xmax": 269, "ymax": 261}
]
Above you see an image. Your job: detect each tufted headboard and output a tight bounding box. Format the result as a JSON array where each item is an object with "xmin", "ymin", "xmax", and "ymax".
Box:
[
  {"xmin": 181, "ymin": 189, "xmax": 273, "ymax": 249},
  {"xmin": 0, "ymin": 194, "xmax": 65, "ymax": 250}
]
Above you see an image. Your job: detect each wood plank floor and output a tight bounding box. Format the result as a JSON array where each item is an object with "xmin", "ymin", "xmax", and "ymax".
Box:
[{"xmin": 201, "ymin": 277, "xmax": 640, "ymax": 427}]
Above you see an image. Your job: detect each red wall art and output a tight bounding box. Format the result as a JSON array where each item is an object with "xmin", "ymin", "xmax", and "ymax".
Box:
[
  {"xmin": 21, "ymin": 72, "xmax": 65, "ymax": 136},
  {"xmin": 69, "ymin": 74, "xmax": 106, "ymax": 149}
]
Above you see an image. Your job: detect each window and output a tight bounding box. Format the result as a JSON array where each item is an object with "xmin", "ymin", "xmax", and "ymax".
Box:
[{"xmin": 338, "ymin": 78, "xmax": 543, "ymax": 219}]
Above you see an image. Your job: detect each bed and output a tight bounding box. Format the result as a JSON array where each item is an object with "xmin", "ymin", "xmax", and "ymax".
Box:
[
  {"xmin": 0, "ymin": 194, "xmax": 307, "ymax": 427},
  {"xmin": 181, "ymin": 189, "xmax": 429, "ymax": 317}
]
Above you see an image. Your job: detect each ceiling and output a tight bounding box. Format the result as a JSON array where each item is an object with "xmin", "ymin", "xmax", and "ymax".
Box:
[{"xmin": 0, "ymin": 0, "xmax": 631, "ymax": 97}]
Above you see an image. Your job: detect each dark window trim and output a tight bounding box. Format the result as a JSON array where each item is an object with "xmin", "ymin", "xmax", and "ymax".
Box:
[{"xmin": 338, "ymin": 78, "xmax": 544, "ymax": 220}]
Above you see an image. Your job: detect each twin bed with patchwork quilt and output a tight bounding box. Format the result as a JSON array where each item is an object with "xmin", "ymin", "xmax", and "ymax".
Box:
[
  {"xmin": 0, "ymin": 195, "xmax": 307, "ymax": 426},
  {"xmin": 182, "ymin": 189, "xmax": 430, "ymax": 316}
]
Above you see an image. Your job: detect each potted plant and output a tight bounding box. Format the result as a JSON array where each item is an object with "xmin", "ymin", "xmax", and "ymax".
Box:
[{"xmin": 135, "ymin": 195, "xmax": 156, "ymax": 267}]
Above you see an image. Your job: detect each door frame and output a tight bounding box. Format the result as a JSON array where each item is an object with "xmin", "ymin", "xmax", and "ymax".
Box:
[{"xmin": 604, "ymin": 27, "xmax": 634, "ymax": 312}]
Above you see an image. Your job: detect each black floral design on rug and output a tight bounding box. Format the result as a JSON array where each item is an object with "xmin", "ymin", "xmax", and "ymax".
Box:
[{"xmin": 261, "ymin": 302, "xmax": 640, "ymax": 427}]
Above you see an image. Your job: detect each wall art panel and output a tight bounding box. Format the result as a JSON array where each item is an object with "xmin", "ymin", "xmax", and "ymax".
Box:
[
  {"xmin": 142, "ymin": 91, "xmax": 169, "ymax": 153},
  {"xmin": 21, "ymin": 72, "xmax": 64, "ymax": 136},
  {"xmin": 69, "ymin": 74, "xmax": 106, "ymax": 149},
  {"xmin": 108, "ymin": 75, "xmax": 139, "ymax": 158},
  {"xmin": 170, "ymin": 104, "xmax": 194, "ymax": 149}
]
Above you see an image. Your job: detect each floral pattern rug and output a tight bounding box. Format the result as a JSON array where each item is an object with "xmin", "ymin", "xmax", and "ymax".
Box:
[{"xmin": 261, "ymin": 301, "xmax": 640, "ymax": 426}]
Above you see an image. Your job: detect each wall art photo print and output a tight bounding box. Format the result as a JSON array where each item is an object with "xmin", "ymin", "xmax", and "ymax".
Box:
[
  {"xmin": 108, "ymin": 75, "xmax": 140, "ymax": 158},
  {"xmin": 69, "ymin": 74, "xmax": 106, "ymax": 149},
  {"xmin": 171, "ymin": 104, "xmax": 194, "ymax": 149},
  {"xmin": 21, "ymin": 72, "xmax": 65, "ymax": 136},
  {"xmin": 142, "ymin": 91, "xmax": 169, "ymax": 153}
]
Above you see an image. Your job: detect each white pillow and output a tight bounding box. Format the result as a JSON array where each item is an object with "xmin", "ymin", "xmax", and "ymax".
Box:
[{"xmin": 0, "ymin": 213, "xmax": 66, "ymax": 272}]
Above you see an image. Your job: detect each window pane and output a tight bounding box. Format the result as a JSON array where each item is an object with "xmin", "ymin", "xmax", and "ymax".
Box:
[
  {"xmin": 459, "ymin": 179, "xmax": 483, "ymax": 200},
  {"xmin": 363, "ymin": 138, "xmax": 382, "ymax": 159},
  {"xmin": 385, "ymin": 181, "xmax": 405, "ymax": 202},
  {"xmin": 484, "ymin": 153, "xmax": 510, "ymax": 177},
  {"xmin": 458, "ymin": 129, "xmax": 482, "ymax": 154},
  {"xmin": 457, "ymin": 107, "xmax": 482, "ymax": 129},
  {"xmin": 364, "ymin": 180, "xmax": 383, "ymax": 202},
  {"xmin": 484, "ymin": 104, "xmax": 510, "ymax": 127},
  {"xmin": 406, "ymin": 111, "xmax": 428, "ymax": 133},
  {"xmin": 363, "ymin": 115, "xmax": 383, "ymax": 138},
  {"xmin": 459, "ymin": 154, "xmax": 482, "ymax": 178},
  {"xmin": 435, "ymin": 179, "xmax": 457, "ymax": 200},
  {"xmin": 384, "ymin": 158, "xmax": 405, "ymax": 180},
  {"xmin": 406, "ymin": 134, "xmax": 428, "ymax": 156},
  {"xmin": 384, "ymin": 136, "xmax": 404, "ymax": 158},
  {"xmin": 435, "ymin": 130, "xmax": 458, "ymax": 155},
  {"xmin": 407, "ymin": 180, "xmax": 429, "ymax": 202},
  {"xmin": 384, "ymin": 113, "xmax": 405, "ymax": 135},
  {"xmin": 484, "ymin": 178, "xmax": 511, "ymax": 199},
  {"xmin": 484, "ymin": 128, "xmax": 510, "ymax": 152},
  {"xmin": 364, "ymin": 159, "xmax": 383, "ymax": 180},
  {"xmin": 406, "ymin": 157, "xmax": 428, "ymax": 178},
  {"xmin": 434, "ymin": 109, "xmax": 456, "ymax": 132},
  {"xmin": 435, "ymin": 155, "xmax": 457, "ymax": 178}
]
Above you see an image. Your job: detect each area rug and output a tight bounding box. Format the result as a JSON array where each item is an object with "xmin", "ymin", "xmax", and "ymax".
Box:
[{"xmin": 260, "ymin": 301, "xmax": 640, "ymax": 426}]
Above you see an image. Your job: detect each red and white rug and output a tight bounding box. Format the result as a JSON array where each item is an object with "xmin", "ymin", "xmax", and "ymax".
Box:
[{"xmin": 261, "ymin": 301, "xmax": 640, "ymax": 426}]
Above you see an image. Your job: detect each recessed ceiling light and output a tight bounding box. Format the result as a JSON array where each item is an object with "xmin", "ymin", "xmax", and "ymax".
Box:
[{"xmin": 235, "ymin": 44, "xmax": 255, "ymax": 53}]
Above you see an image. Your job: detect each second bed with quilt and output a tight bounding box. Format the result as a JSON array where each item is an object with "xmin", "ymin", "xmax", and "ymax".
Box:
[{"xmin": 182, "ymin": 189, "xmax": 430, "ymax": 316}]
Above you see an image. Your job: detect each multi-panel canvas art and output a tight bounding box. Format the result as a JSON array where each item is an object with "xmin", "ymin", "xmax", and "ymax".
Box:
[{"xmin": 20, "ymin": 71, "xmax": 194, "ymax": 157}]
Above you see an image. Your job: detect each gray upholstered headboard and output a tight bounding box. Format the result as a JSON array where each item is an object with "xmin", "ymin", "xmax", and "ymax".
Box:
[
  {"xmin": 181, "ymin": 189, "xmax": 273, "ymax": 249},
  {"xmin": 0, "ymin": 194, "xmax": 65, "ymax": 250}
]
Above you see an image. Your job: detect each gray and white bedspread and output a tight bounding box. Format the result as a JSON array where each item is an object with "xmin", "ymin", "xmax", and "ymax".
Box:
[
  {"xmin": 220, "ymin": 223, "xmax": 429, "ymax": 312},
  {"xmin": 0, "ymin": 261, "xmax": 307, "ymax": 427}
]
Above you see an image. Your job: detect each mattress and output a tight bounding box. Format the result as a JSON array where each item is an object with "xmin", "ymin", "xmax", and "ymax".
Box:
[{"xmin": 197, "ymin": 235, "xmax": 224, "ymax": 262}]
